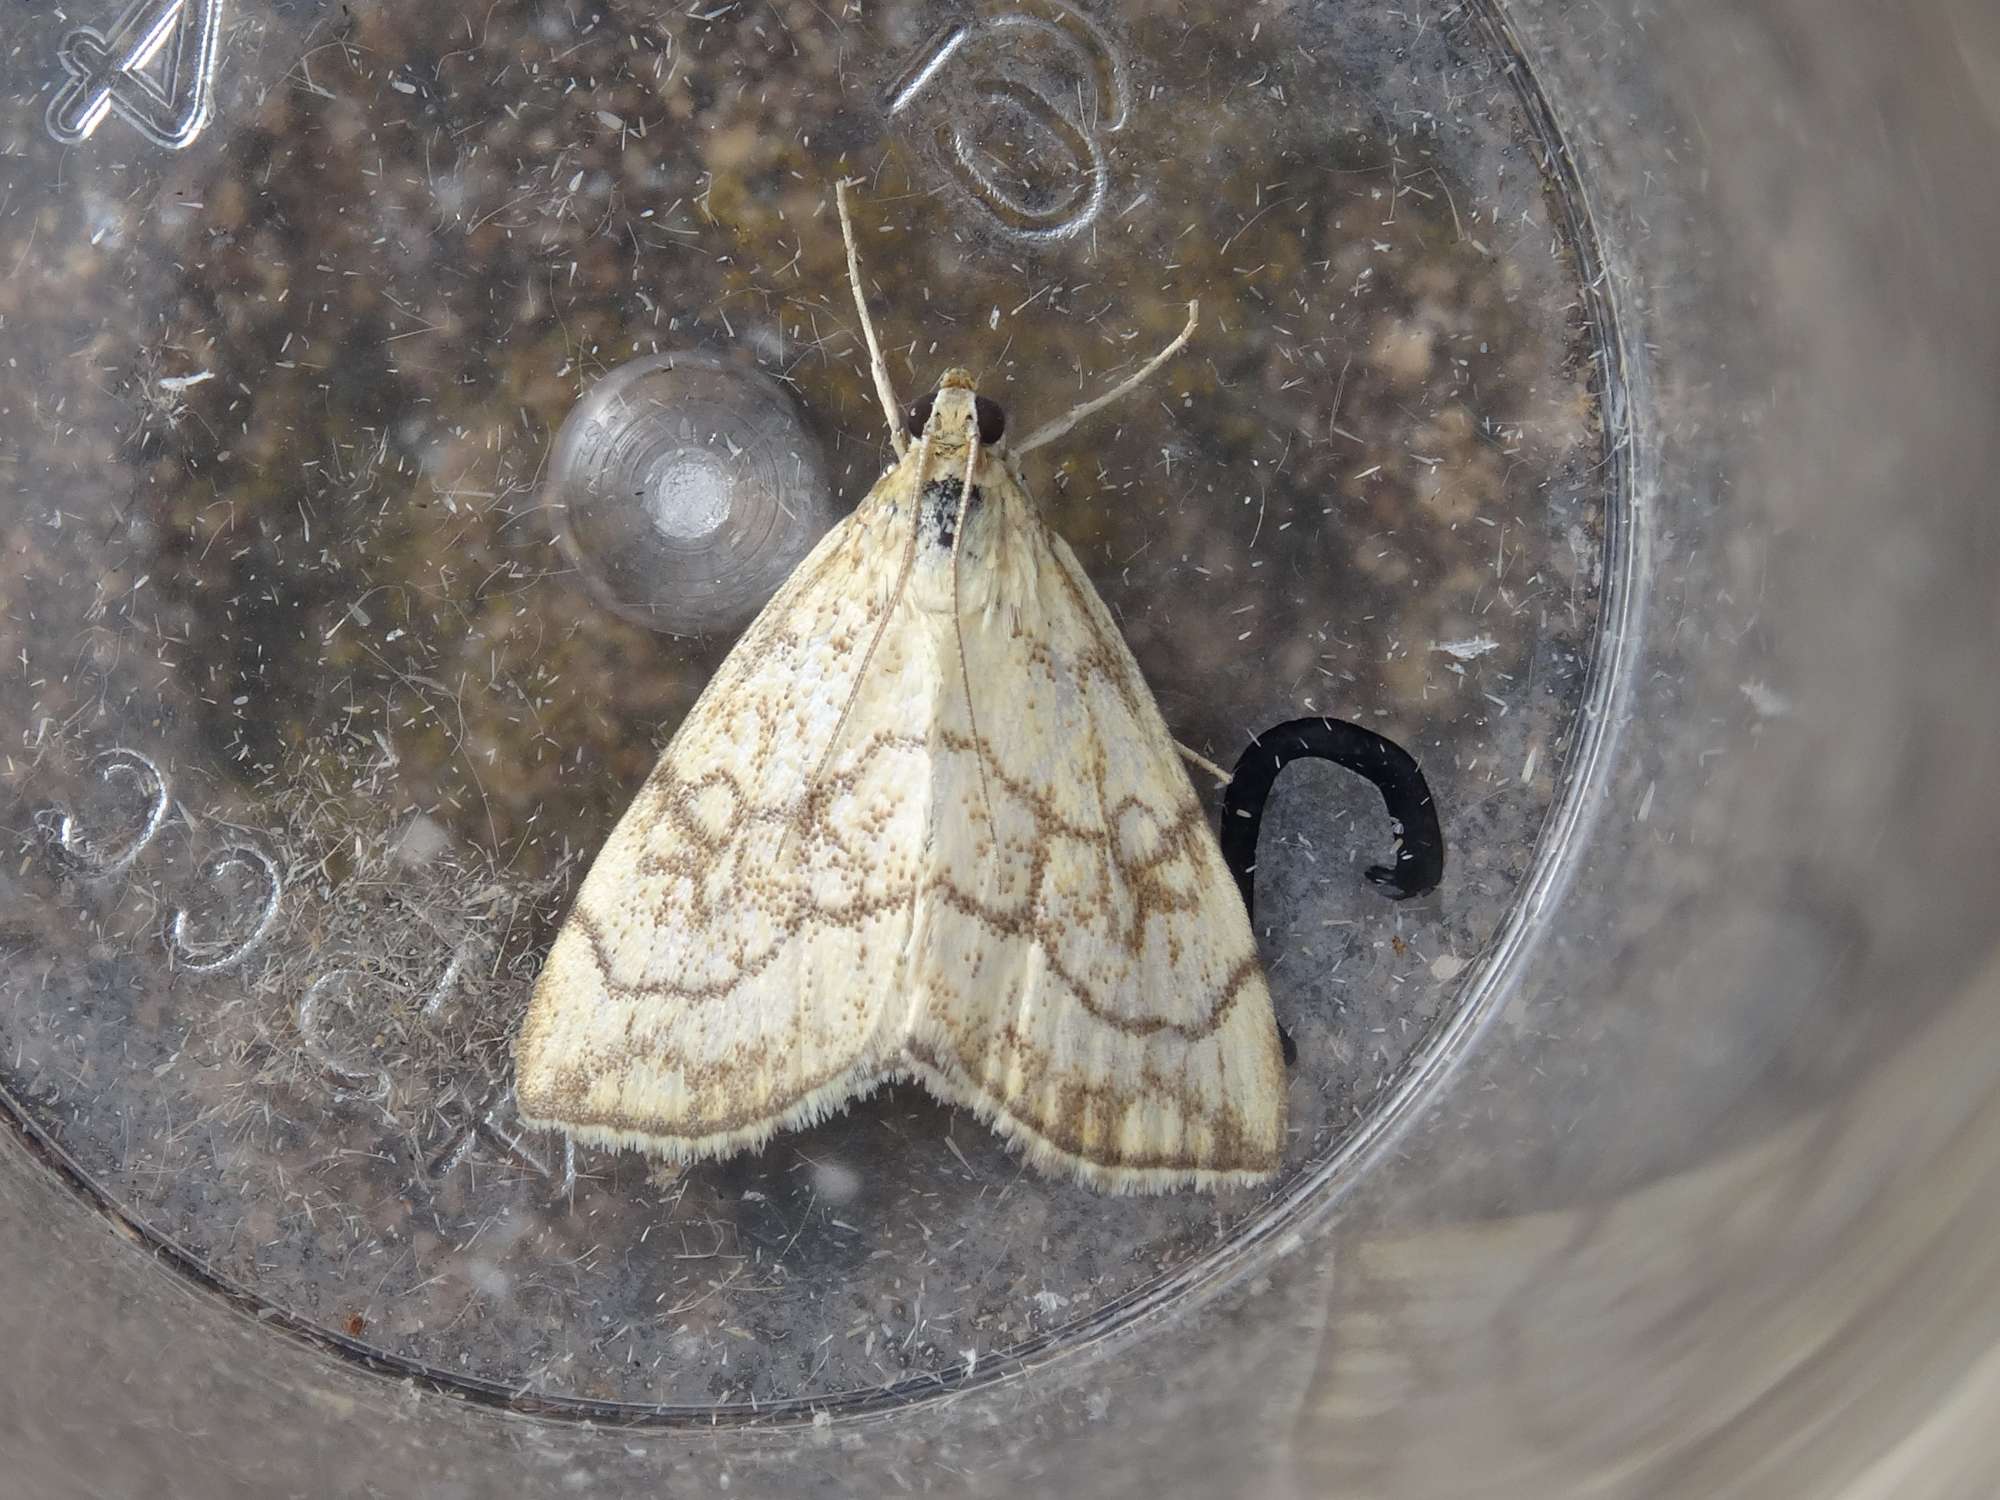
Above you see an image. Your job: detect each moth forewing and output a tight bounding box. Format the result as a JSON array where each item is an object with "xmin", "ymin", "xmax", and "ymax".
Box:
[{"xmin": 515, "ymin": 190, "xmax": 1283, "ymax": 1192}]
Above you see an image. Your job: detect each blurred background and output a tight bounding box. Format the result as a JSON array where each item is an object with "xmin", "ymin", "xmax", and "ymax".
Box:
[{"xmin": 1, "ymin": 0, "xmax": 1996, "ymax": 1493}]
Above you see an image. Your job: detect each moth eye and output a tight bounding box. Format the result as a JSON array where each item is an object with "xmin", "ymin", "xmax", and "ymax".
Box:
[
  {"xmin": 974, "ymin": 395, "xmax": 1007, "ymax": 446},
  {"xmin": 905, "ymin": 392, "xmax": 937, "ymax": 438}
]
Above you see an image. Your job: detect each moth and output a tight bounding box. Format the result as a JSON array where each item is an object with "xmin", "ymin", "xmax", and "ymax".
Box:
[{"xmin": 516, "ymin": 182, "xmax": 1284, "ymax": 1192}]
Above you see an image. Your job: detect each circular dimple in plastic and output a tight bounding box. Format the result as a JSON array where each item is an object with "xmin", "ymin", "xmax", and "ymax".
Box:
[{"xmin": 546, "ymin": 354, "xmax": 834, "ymax": 636}]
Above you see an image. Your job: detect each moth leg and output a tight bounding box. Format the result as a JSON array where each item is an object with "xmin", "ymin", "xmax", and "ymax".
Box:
[
  {"xmin": 836, "ymin": 178, "xmax": 910, "ymax": 458},
  {"xmin": 1176, "ymin": 741, "xmax": 1232, "ymax": 788},
  {"xmin": 1014, "ymin": 300, "xmax": 1200, "ymax": 456}
]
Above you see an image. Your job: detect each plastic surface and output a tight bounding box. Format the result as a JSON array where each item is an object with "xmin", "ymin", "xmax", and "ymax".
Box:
[
  {"xmin": 1, "ymin": 0, "xmax": 1997, "ymax": 1493},
  {"xmin": 1, "ymin": 0, "xmax": 1606, "ymax": 1418},
  {"xmin": 547, "ymin": 350, "xmax": 837, "ymax": 635}
]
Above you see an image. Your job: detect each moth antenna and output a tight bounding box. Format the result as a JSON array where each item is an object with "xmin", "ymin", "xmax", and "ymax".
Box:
[
  {"xmin": 950, "ymin": 433, "xmax": 998, "ymax": 840},
  {"xmin": 1014, "ymin": 300, "xmax": 1199, "ymax": 456},
  {"xmin": 836, "ymin": 179, "xmax": 909, "ymax": 458},
  {"xmin": 776, "ymin": 425, "xmax": 932, "ymax": 865}
]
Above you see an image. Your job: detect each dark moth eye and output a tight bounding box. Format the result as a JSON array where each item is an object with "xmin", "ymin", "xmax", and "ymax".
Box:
[
  {"xmin": 974, "ymin": 394, "xmax": 1007, "ymax": 446},
  {"xmin": 905, "ymin": 391, "xmax": 937, "ymax": 439}
]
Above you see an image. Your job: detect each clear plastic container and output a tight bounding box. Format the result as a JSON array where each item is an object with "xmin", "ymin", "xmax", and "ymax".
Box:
[{"xmin": 1, "ymin": 0, "xmax": 1996, "ymax": 1494}]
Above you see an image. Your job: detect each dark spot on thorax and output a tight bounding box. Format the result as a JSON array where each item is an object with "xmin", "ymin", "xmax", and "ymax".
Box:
[{"xmin": 920, "ymin": 476, "xmax": 982, "ymax": 552}]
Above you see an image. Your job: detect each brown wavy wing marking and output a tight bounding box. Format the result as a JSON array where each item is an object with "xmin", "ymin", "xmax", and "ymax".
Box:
[
  {"xmin": 902, "ymin": 482, "xmax": 1286, "ymax": 1190},
  {"xmin": 516, "ymin": 471, "xmax": 943, "ymax": 1154}
]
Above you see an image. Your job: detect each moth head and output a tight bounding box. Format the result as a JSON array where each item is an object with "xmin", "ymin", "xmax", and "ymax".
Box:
[{"xmin": 907, "ymin": 369, "xmax": 1007, "ymax": 449}]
